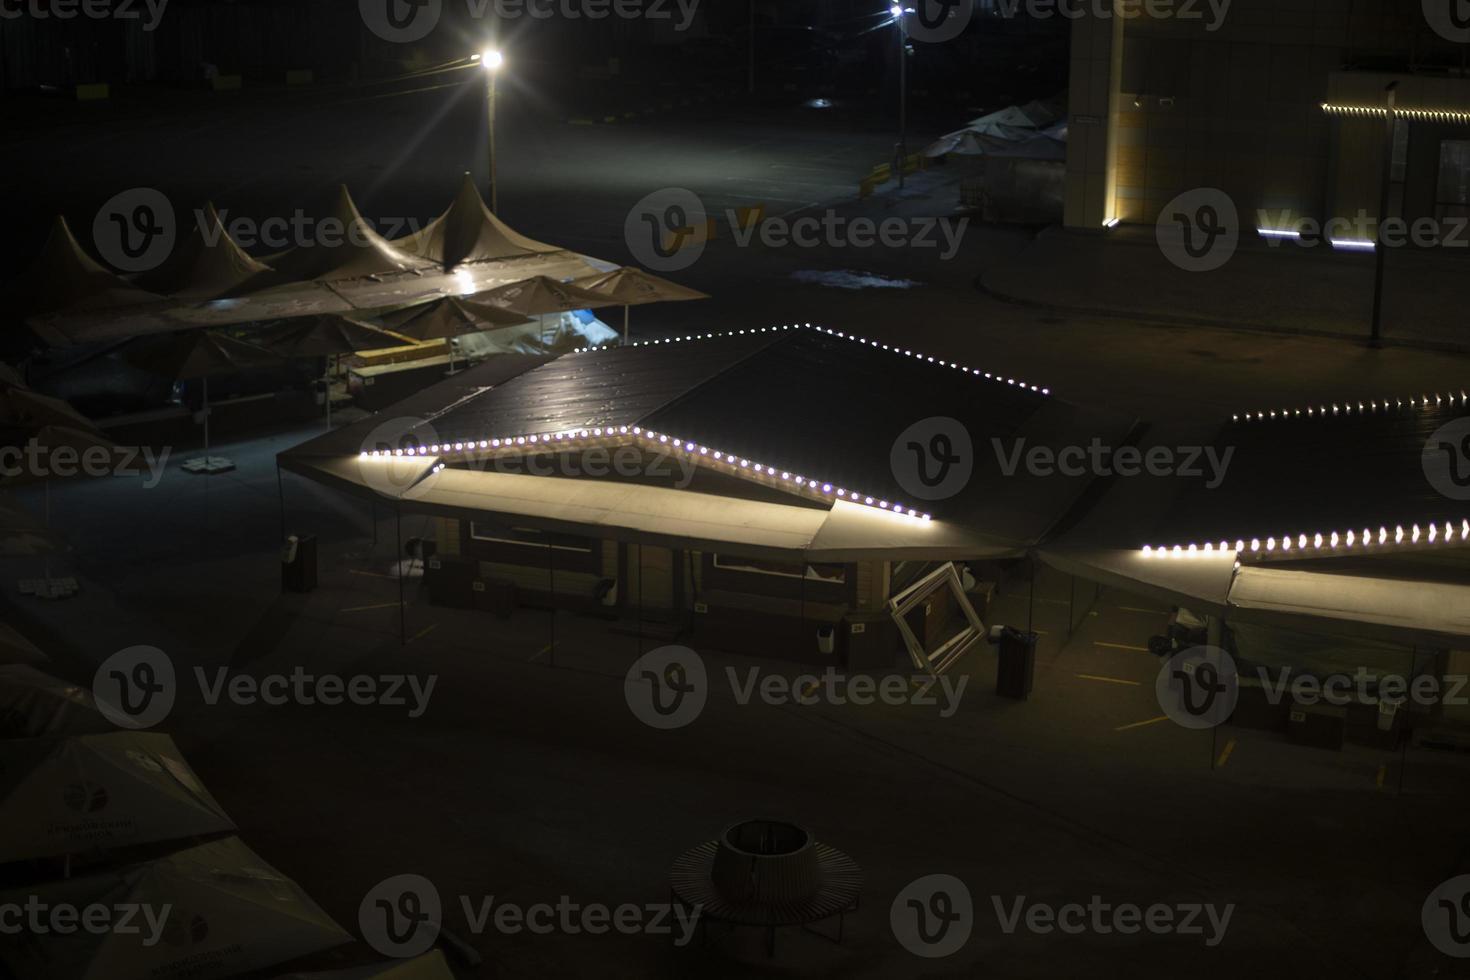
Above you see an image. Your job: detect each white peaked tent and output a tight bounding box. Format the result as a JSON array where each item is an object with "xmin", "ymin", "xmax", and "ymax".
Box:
[
  {"xmin": 262, "ymin": 185, "xmax": 431, "ymax": 284},
  {"xmin": 15, "ymin": 216, "xmax": 162, "ymax": 316},
  {"xmin": 0, "ymin": 836, "xmax": 351, "ymax": 980},
  {"xmin": 136, "ymin": 202, "xmax": 275, "ymax": 300},
  {"xmin": 395, "ymin": 172, "xmax": 564, "ymax": 270},
  {"xmin": 0, "ymin": 731, "xmax": 237, "ymax": 862}
]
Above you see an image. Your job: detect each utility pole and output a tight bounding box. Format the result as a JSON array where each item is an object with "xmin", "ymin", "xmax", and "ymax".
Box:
[{"xmin": 894, "ymin": 5, "xmax": 909, "ymax": 189}]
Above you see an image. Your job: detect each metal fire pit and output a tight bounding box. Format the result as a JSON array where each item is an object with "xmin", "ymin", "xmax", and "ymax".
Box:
[{"xmin": 668, "ymin": 818, "xmax": 863, "ymax": 957}]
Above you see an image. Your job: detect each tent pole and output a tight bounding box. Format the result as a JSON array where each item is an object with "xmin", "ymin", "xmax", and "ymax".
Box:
[
  {"xmin": 202, "ymin": 376, "xmax": 210, "ymax": 455},
  {"xmin": 325, "ymin": 355, "xmax": 334, "ymax": 431},
  {"xmin": 276, "ymin": 462, "xmax": 286, "ymax": 542},
  {"xmin": 548, "ymin": 536, "xmax": 556, "ymax": 668},
  {"xmin": 623, "ymin": 305, "xmax": 630, "ymax": 346}
]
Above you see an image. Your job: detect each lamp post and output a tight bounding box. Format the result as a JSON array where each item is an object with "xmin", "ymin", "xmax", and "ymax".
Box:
[
  {"xmin": 478, "ymin": 48, "xmax": 505, "ymax": 213},
  {"xmin": 892, "ymin": 4, "xmax": 909, "ymax": 189},
  {"xmin": 1369, "ymin": 80, "xmax": 1397, "ymax": 349}
]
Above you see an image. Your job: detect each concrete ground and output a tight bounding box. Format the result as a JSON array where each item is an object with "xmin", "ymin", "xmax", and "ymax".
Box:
[{"xmin": 6, "ymin": 76, "xmax": 1470, "ymax": 978}]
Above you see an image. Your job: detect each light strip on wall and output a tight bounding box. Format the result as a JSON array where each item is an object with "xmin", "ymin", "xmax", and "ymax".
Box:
[
  {"xmin": 1321, "ymin": 102, "xmax": 1470, "ymax": 123},
  {"xmin": 362, "ymin": 425, "xmax": 934, "ymax": 522},
  {"xmin": 1232, "ymin": 390, "xmax": 1468, "ymax": 422},
  {"xmin": 1140, "ymin": 519, "xmax": 1470, "ymax": 560},
  {"xmin": 573, "ymin": 323, "xmax": 1052, "ymax": 396}
]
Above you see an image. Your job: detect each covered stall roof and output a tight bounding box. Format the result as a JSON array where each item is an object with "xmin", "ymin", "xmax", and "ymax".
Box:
[
  {"xmin": 21, "ymin": 181, "xmax": 618, "ymax": 348},
  {"xmin": 1040, "ymin": 394, "xmax": 1470, "ymax": 644},
  {"xmin": 282, "ymin": 325, "xmax": 1136, "ymax": 561}
]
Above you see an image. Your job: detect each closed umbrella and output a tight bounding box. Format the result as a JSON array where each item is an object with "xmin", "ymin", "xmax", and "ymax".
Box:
[
  {"xmin": 570, "ymin": 266, "xmax": 709, "ymax": 344},
  {"xmin": 0, "ymin": 836, "xmax": 351, "ymax": 980},
  {"xmin": 254, "ymin": 315, "xmax": 412, "ymax": 429},
  {"xmin": 0, "ymin": 731, "xmax": 236, "ymax": 863},
  {"xmin": 124, "ymin": 331, "xmax": 281, "ymax": 471}
]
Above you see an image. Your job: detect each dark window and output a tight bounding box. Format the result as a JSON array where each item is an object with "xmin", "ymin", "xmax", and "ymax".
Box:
[{"xmin": 1436, "ymin": 140, "xmax": 1470, "ymax": 220}]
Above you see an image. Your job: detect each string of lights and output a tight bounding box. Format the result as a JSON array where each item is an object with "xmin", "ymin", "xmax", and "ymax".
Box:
[
  {"xmin": 1141, "ymin": 519, "xmax": 1470, "ymax": 560},
  {"xmin": 362, "ymin": 425, "xmax": 935, "ymax": 522},
  {"xmin": 1231, "ymin": 390, "xmax": 1468, "ymax": 422},
  {"xmin": 1321, "ymin": 102, "xmax": 1470, "ymax": 122},
  {"xmin": 573, "ymin": 323, "xmax": 1052, "ymax": 396}
]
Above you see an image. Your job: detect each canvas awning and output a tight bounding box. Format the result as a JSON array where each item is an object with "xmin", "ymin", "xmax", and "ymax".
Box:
[
  {"xmin": 1228, "ymin": 562, "xmax": 1470, "ymax": 647},
  {"xmin": 282, "ymin": 458, "xmax": 1012, "ymax": 562},
  {"xmin": 0, "ymin": 731, "xmax": 236, "ymax": 862}
]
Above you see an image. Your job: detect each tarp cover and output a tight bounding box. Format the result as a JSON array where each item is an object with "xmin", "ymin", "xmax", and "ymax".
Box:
[
  {"xmin": 0, "ymin": 731, "xmax": 236, "ymax": 861},
  {"xmin": 0, "ymin": 835, "xmax": 350, "ymax": 980}
]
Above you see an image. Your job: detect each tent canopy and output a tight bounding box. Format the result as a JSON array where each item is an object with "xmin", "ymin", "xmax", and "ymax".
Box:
[
  {"xmin": 14, "ymin": 216, "xmax": 162, "ymax": 316},
  {"xmin": 136, "ymin": 202, "xmax": 275, "ymax": 300},
  {"xmin": 262, "ymin": 185, "xmax": 431, "ymax": 284},
  {"xmin": 394, "ymin": 172, "xmax": 564, "ymax": 270},
  {"xmin": 570, "ymin": 267, "xmax": 710, "ymax": 306},
  {"xmin": 0, "ymin": 665, "xmax": 112, "ymax": 738},
  {"xmin": 380, "ymin": 296, "xmax": 533, "ymax": 341},
  {"xmin": 465, "ymin": 275, "xmax": 616, "ymax": 316},
  {"xmin": 253, "ymin": 314, "xmax": 413, "ymax": 357},
  {"xmin": 0, "ymin": 835, "xmax": 349, "ymax": 980},
  {"xmin": 125, "ymin": 331, "xmax": 282, "ymax": 381},
  {"xmin": 0, "ymin": 731, "xmax": 236, "ymax": 862}
]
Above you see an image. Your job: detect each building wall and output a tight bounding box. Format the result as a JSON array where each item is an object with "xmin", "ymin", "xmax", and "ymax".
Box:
[{"xmin": 1066, "ymin": 0, "xmax": 1433, "ymax": 228}]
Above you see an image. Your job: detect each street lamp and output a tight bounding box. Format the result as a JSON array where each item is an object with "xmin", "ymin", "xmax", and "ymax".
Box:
[
  {"xmin": 477, "ymin": 48, "xmax": 505, "ymax": 213},
  {"xmin": 891, "ymin": 5, "xmax": 909, "ymax": 189}
]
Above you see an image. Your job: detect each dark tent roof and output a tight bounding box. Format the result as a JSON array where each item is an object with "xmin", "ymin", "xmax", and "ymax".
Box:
[
  {"xmin": 14, "ymin": 217, "xmax": 163, "ymax": 316},
  {"xmin": 394, "ymin": 173, "xmax": 564, "ymax": 270},
  {"xmin": 285, "ymin": 326, "xmax": 1138, "ymax": 549},
  {"xmin": 134, "ymin": 202, "xmax": 274, "ymax": 300},
  {"xmin": 261, "ymin": 185, "xmax": 430, "ymax": 284},
  {"xmin": 1141, "ymin": 397, "xmax": 1470, "ymax": 550}
]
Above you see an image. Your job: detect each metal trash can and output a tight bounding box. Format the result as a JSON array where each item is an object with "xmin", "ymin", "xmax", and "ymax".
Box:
[
  {"xmin": 994, "ymin": 627, "xmax": 1037, "ymax": 700},
  {"xmin": 281, "ymin": 535, "xmax": 318, "ymax": 593}
]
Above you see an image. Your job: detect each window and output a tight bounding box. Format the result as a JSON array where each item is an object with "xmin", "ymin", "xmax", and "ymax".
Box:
[
  {"xmin": 711, "ymin": 554, "xmax": 846, "ymax": 584},
  {"xmin": 462, "ymin": 523, "xmax": 600, "ymax": 573},
  {"xmin": 1436, "ymin": 140, "xmax": 1470, "ymax": 220}
]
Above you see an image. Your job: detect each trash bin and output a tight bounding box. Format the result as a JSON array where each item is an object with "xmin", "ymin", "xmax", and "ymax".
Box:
[
  {"xmin": 281, "ymin": 535, "xmax": 318, "ymax": 593},
  {"xmin": 994, "ymin": 626, "xmax": 1036, "ymax": 700}
]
